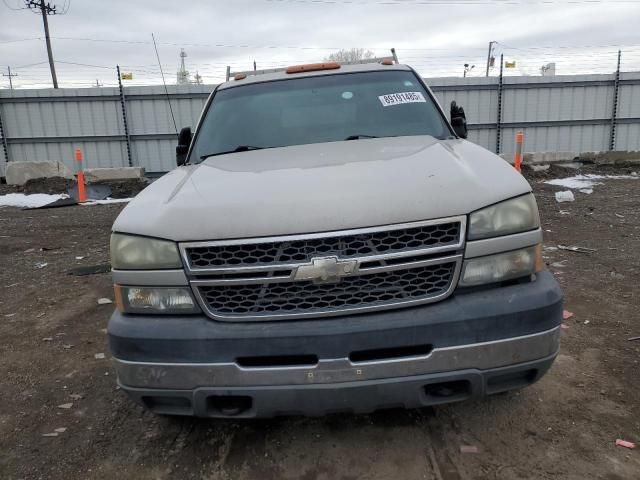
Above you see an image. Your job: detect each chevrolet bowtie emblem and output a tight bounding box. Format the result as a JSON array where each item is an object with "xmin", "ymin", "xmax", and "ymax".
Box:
[{"xmin": 293, "ymin": 256, "xmax": 358, "ymax": 284}]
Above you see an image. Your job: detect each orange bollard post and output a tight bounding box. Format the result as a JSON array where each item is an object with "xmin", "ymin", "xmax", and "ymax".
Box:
[
  {"xmin": 75, "ymin": 148, "xmax": 87, "ymax": 202},
  {"xmin": 514, "ymin": 130, "xmax": 524, "ymax": 173}
]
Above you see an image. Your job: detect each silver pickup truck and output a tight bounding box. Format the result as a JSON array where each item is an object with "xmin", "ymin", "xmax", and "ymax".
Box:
[{"xmin": 108, "ymin": 59, "xmax": 562, "ymax": 418}]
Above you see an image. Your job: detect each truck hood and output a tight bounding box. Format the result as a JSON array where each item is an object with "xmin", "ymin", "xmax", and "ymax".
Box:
[{"xmin": 113, "ymin": 136, "xmax": 531, "ymax": 241}]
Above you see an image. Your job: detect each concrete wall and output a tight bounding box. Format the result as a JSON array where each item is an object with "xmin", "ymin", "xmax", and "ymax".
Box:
[{"xmin": 2, "ymin": 72, "xmax": 640, "ymax": 175}]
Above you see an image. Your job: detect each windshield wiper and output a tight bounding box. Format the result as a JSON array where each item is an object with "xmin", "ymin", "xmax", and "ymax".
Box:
[
  {"xmin": 344, "ymin": 134, "xmax": 379, "ymax": 141},
  {"xmin": 200, "ymin": 145, "xmax": 264, "ymax": 160}
]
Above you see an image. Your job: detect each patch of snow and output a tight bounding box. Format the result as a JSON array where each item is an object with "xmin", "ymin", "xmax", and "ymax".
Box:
[
  {"xmin": 531, "ymin": 164, "xmax": 550, "ymax": 172},
  {"xmin": 545, "ymin": 174, "xmax": 638, "ymax": 191},
  {"xmin": 556, "ymin": 162, "xmax": 583, "ymax": 170},
  {"xmin": 81, "ymin": 197, "xmax": 132, "ymax": 205},
  {"xmin": 555, "ymin": 191, "xmax": 575, "ymax": 203},
  {"xmin": 0, "ymin": 193, "xmax": 68, "ymax": 208}
]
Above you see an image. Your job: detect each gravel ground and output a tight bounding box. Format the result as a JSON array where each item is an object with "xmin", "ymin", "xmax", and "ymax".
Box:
[{"xmin": 0, "ymin": 165, "xmax": 639, "ymax": 479}]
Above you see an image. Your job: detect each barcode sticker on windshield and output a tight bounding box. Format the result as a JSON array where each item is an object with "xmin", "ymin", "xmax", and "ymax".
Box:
[{"xmin": 378, "ymin": 91, "xmax": 426, "ymax": 107}]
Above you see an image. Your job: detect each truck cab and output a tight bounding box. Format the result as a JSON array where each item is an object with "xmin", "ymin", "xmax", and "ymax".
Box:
[{"xmin": 108, "ymin": 58, "xmax": 562, "ymax": 417}]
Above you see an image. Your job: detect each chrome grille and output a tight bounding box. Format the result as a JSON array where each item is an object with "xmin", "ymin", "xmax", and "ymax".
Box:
[
  {"xmin": 180, "ymin": 217, "xmax": 466, "ymax": 321},
  {"xmin": 198, "ymin": 261, "xmax": 457, "ymax": 317},
  {"xmin": 185, "ymin": 222, "xmax": 461, "ymax": 270}
]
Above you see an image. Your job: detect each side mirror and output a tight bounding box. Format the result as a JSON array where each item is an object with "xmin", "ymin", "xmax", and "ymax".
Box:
[
  {"xmin": 176, "ymin": 126, "xmax": 193, "ymax": 166},
  {"xmin": 450, "ymin": 101, "xmax": 468, "ymax": 139}
]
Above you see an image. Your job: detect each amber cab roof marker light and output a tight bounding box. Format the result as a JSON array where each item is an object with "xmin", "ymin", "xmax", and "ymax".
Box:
[
  {"xmin": 286, "ymin": 62, "xmax": 341, "ymax": 74},
  {"xmin": 226, "ymin": 50, "xmax": 399, "ymax": 81}
]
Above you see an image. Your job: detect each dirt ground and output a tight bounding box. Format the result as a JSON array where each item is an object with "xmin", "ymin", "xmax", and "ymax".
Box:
[
  {"xmin": 0, "ymin": 177, "xmax": 149, "ymax": 198},
  {"xmin": 1, "ymin": 165, "xmax": 639, "ymax": 480}
]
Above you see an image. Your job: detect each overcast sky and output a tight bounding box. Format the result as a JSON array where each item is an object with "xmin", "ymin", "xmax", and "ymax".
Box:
[{"xmin": 1, "ymin": 0, "xmax": 640, "ymax": 88}]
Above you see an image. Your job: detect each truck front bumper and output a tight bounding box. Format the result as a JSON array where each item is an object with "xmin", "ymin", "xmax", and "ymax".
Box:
[{"xmin": 108, "ymin": 271, "xmax": 562, "ymax": 417}]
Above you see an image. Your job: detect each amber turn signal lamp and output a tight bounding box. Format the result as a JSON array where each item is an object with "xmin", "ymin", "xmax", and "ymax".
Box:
[
  {"xmin": 114, "ymin": 284, "xmax": 125, "ymax": 312},
  {"xmin": 534, "ymin": 244, "xmax": 543, "ymax": 273}
]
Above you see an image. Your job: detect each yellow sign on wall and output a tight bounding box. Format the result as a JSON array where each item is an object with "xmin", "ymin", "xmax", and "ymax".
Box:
[
  {"xmin": 121, "ymin": 72, "xmax": 133, "ymax": 80},
  {"xmin": 505, "ymin": 61, "xmax": 517, "ymax": 69}
]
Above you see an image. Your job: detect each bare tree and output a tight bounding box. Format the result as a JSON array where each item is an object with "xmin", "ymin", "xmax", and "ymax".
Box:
[{"xmin": 325, "ymin": 48, "xmax": 375, "ymax": 63}]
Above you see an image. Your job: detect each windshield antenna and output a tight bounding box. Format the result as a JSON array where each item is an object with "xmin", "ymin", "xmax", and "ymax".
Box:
[{"xmin": 151, "ymin": 33, "xmax": 178, "ymax": 135}]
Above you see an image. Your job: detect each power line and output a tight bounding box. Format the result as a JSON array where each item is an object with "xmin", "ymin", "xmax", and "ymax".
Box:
[
  {"xmin": 1, "ymin": 0, "xmax": 28, "ymax": 9},
  {"xmin": 9, "ymin": 49, "xmax": 636, "ymax": 72},
  {"xmin": 2, "ymin": 60, "xmax": 49, "ymax": 68},
  {"xmin": 30, "ymin": 36, "xmax": 640, "ymax": 53},
  {"xmin": 496, "ymin": 42, "xmax": 640, "ymax": 50},
  {"xmin": 45, "ymin": 35, "xmax": 467, "ymax": 51},
  {"xmin": 266, "ymin": 0, "xmax": 640, "ymax": 4},
  {"xmin": 48, "ymin": 36, "xmax": 353, "ymax": 50},
  {"xmin": 57, "ymin": 60, "xmax": 112, "ymax": 69},
  {"xmin": 0, "ymin": 36, "xmax": 41, "ymax": 44},
  {"xmin": 4, "ymin": 40, "xmax": 640, "ymax": 87}
]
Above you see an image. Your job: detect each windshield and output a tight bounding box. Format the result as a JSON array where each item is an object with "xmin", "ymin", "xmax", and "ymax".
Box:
[{"xmin": 191, "ymin": 70, "xmax": 452, "ymax": 161}]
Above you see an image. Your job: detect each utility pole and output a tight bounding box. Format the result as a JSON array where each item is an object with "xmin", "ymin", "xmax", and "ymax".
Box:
[
  {"xmin": 485, "ymin": 40, "xmax": 496, "ymax": 77},
  {"xmin": 25, "ymin": 0, "xmax": 60, "ymax": 88},
  {"xmin": 2, "ymin": 67, "xmax": 18, "ymax": 89},
  {"xmin": 94, "ymin": 79, "xmax": 103, "ymax": 87}
]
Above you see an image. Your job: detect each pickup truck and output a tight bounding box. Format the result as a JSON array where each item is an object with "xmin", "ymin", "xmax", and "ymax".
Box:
[{"xmin": 108, "ymin": 58, "xmax": 563, "ymax": 418}]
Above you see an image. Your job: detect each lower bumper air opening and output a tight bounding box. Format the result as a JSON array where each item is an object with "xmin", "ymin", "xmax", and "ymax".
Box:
[
  {"xmin": 423, "ymin": 379, "xmax": 472, "ymax": 403},
  {"xmin": 141, "ymin": 395, "xmax": 193, "ymax": 415},
  {"xmin": 206, "ymin": 395, "xmax": 253, "ymax": 416}
]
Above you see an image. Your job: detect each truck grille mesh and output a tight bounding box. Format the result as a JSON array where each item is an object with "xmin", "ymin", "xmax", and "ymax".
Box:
[
  {"xmin": 183, "ymin": 218, "xmax": 465, "ymax": 321},
  {"xmin": 187, "ymin": 222, "xmax": 460, "ymax": 269},
  {"xmin": 198, "ymin": 262, "xmax": 456, "ymax": 318}
]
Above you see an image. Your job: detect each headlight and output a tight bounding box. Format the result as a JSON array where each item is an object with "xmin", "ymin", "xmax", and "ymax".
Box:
[
  {"xmin": 459, "ymin": 245, "xmax": 542, "ymax": 287},
  {"xmin": 110, "ymin": 233, "xmax": 182, "ymax": 270},
  {"xmin": 114, "ymin": 285, "xmax": 199, "ymax": 314},
  {"xmin": 468, "ymin": 194, "xmax": 540, "ymax": 240}
]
